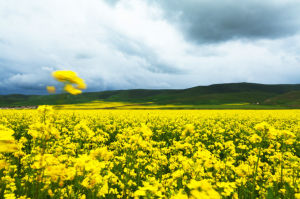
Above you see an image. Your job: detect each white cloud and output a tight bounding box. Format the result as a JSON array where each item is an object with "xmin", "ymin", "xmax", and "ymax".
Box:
[{"xmin": 0, "ymin": 0, "xmax": 300, "ymax": 94}]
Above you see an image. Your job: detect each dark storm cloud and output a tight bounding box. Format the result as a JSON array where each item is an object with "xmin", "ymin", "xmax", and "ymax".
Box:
[
  {"xmin": 0, "ymin": 58, "xmax": 57, "ymax": 94},
  {"xmin": 0, "ymin": 69, "xmax": 55, "ymax": 95},
  {"xmin": 151, "ymin": 0, "xmax": 300, "ymax": 43}
]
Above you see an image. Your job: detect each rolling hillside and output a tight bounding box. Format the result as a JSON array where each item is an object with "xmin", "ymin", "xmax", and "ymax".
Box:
[{"xmin": 1, "ymin": 83, "xmax": 300, "ymax": 108}]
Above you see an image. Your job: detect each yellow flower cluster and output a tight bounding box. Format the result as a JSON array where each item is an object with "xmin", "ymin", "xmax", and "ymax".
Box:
[
  {"xmin": 46, "ymin": 86, "xmax": 56, "ymax": 94},
  {"xmin": 0, "ymin": 108, "xmax": 299, "ymax": 198},
  {"xmin": 48, "ymin": 70, "xmax": 86, "ymax": 95},
  {"xmin": 0, "ymin": 125, "xmax": 18, "ymax": 153}
]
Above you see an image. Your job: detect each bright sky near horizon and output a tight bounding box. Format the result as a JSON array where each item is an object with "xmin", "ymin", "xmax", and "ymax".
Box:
[{"xmin": 1, "ymin": 0, "xmax": 300, "ymax": 94}]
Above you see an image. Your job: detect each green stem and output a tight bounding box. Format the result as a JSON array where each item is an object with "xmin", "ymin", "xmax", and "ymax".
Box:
[
  {"xmin": 252, "ymin": 147, "xmax": 261, "ymax": 199},
  {"xmin": 280, "ymin": 140, "xmax": 284, "ymax": 188}
]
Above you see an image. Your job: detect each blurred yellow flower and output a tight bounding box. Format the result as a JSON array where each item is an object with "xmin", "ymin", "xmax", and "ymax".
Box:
[
  {"xmin": 52, "ymin": 70, "xmax": 78, "ymax": 83},
  {"xmin": 52, "ymin": 70, "xmax": 86, "ymax": 95},
  {"xmin": 0, "ymin": 125, "xmax": 18, "ymax": 153},
  {"xmin": 0, "ymin": 160, "xmax": 7, "ymax": 169},
  {"xmin": 0, "ymin": 141, "xmax": 18, "ymax": 153},
  {"xmin": 75, "ymin": 78, "xmax": 87, "ymax": 89},
  {"xmin": 46, "ymin": 86, "xmax": 56, "ymax": 93},
  {"xmin": 64, "ymin": 84, "xmax": 82, "ymax": 95},
  {"xmin": 0, "ymin": 125, "xmax": 14, "ymax": 141}
]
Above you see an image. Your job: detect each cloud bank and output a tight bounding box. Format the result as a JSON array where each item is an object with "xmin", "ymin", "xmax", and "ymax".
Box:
[
  {"xmin": 0, "ymin": 0, "xmax": 300, "ymax": 94},
  {"xmin": 151, "ymin": 0, "xmax": 300, "ymax": 43}
]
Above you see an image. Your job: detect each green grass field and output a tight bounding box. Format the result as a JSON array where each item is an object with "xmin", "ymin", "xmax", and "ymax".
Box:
[{"xmin": 1, "ymin": 83, "xmax": 300, "ymax": 109}]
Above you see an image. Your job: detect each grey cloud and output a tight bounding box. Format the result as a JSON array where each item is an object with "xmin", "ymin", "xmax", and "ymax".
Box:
[
  {"xmin": 0, "ymin": 39, "xmax": 7, "ymax": 45},
  {"xmin": 0, "ymin": 68, "xmax": 56, "ymax": 94},
  {"xmin": 151, "ymin": 0, "xmax": 300, "ymax": 43},
  {"xmin": 108, "ymin": 33, "xmax": 183, "ymax": 74},
  {"xmin": 75, "ymin": 53, "xmax": 94, "ymax": 60},
  {"xmin": 104, "ymin": 0, "xmax": 120, "ymax": 6},
  {"xmin": 0, "ymin": 58, "xmax": 57, "ymax": 94}
]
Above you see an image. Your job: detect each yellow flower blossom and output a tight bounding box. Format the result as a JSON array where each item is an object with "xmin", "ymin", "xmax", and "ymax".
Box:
[
  {"xmin": 64, "ymin": 84, "xmax": 82, "ymax": 95},
  {"xmin": 0, "ymin": 109, "xmax": 299, "ymax": 198},
  {"xmin": 46, "ymin": 86, "xmax": 56, "ymax": 93},
  {"xmin": 52, "ymin": 70, "xmax": 86, "ymax": 95},
  {"xmin": 0, "ymin": 125, "xmax": 18, "ymax": 153}
]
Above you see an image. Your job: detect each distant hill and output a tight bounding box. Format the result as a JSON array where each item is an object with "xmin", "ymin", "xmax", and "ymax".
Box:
[{"xmin": 1, "ymin": 83, "xmax": 300, "ymax": 108}]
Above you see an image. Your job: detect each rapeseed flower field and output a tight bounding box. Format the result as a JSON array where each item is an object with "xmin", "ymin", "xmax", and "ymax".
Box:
[{"xmin": 0, "ymin": 107, "xmax": 299, "ymax": 198}]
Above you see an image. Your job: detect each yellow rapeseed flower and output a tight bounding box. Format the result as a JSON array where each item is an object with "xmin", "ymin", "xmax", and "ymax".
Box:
[
  {"xmin": 0, "ymin": 109, "xmax": 299, "ymax": 198},
  {"xmin": 0, "ymin": 125, "xmax": 18, "ymax": 153},
  {"xmin": 0, "ymin": 160, "xmax": 7, "ymax": 169},
  {"xmin": 52, "ymin": 70, "xmax": 86, "ymax": 95},
  {"xmin": 46, "ymin": 86, "xmax": 56, "ymax": 94},
  {"xmin": 64, "ymin": 84, "xmax": 82, "ymax": 95},
  {"xmin": 52, "ymin": 70, "xmax": 78, "ymax": 83}
]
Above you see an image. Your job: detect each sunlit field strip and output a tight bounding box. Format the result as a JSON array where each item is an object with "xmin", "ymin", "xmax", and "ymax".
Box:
[{"xmin": 53, "ymin": 101, "xmax": 286, "ymax": 110}]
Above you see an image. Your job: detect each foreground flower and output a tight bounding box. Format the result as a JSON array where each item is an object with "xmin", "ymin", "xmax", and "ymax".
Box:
[
  {"xmin": 64, "ymin": 84, "xmax": 82, "ymax": 95},
  {"xmin": 0, "ymin": 160, "xmax": 7, "ymax": 169},
  {"xmin": 52, "ymin": 70, "xmax": 86, "ymax": 89},
  {"xmin": 46, "ymin": 86, "xmax": 56, "ymax": 94},
  {"xmin": 52, "ymin": 70, "xmax": 77, "ymax": 83},
  {"xmin": 49, "ymin": 70, "xmax": 87, "ymax": 95},
  {"xmin": 0, "ymin": 125, "xmax": 18, "ymax": 153}
]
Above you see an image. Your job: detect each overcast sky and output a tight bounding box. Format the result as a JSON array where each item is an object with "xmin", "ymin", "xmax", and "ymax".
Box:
[{"xmin": 1, "ymin": 0, "xmax": 300, "ymax": 94}]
